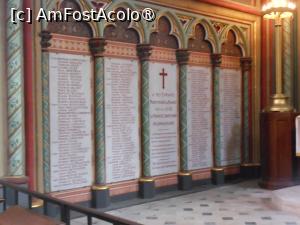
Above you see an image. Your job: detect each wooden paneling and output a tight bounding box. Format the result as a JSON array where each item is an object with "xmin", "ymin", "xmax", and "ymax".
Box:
[
  {"xmin": 260, "ymin": 112, "xmax": 299, "ymax": 190},
  {"xmin": 0, "ymin": 206, "xmax": 64, "ymax": 225}
]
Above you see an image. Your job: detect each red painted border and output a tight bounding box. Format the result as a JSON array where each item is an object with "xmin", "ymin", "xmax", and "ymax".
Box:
[
  {"xmin": 197, "ymin": 0, "xmax": 261, "ymax": 16},
  {"xmin": 24, "ymin": 0, "xmax": 35, "ymax": 190}
]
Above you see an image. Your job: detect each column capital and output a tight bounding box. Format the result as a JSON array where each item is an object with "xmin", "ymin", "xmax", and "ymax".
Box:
[
  {"xmin": 39, "ymin": 31, "xmax": 52, "ymax": 49},
  {"xmin": 176, "ymin": 49, "xmax": 190, "ymax": 65},
  {"xmin": 211, "ymin": 54, "xmax": 222, "ymax": 67},
  {"xmin": 89, "ymin": 38, "xmax": 107, "ymax": 56},
  {"xmin": 137, "ymin": 44, "xmax": 152, "ymax": 61},
  {"xmin": 240, "ymin": 57, "xmax": 252, "ymax": 72}
]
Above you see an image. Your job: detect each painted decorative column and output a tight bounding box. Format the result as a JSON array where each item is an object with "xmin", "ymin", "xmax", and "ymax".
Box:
[
  {"xmin": 176, "ymin": 49, "xmax": 192, "ymax": 190},
  {"xmin": 6, "ymin": 0, "xmax": 26, "ymax": 177},
  {"xmin": 24, "ymin": 0, "xmax": 36, "ymax": 190},
  {"xmin": 0, "ymin": 0, "xmax": 7, "ymax": 177},
  {"xmin": 241, "ymin": 57, "xmax": 252, "ymax": 164},
  {"xmin": 210, "ymin": 53, "xmax": 224, "ymax": 185},
  {"xmin": 240, "ymin": 57, "xmax": 260, "ymax": 178},
  {"xmin": 137, "ymin": 44, "xmax": 155, "ymax": 199},
  {"xmin": 40, "ymin": 30, "xmax": 52, "ymax": 193},
  {"xmin": 89, "ymin": 38, "xmax": 110, "ymax": 208}
]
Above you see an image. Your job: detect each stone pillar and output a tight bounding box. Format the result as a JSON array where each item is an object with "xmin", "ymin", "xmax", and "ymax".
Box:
[
  {"xmin": 210, "ymin": 54, "xmax": 225, "ymax": 185},
  {"xmin": 241, "ymin": 57, "xmax": 252, "ymax": 164},
  {"xmin": 6, "ymin": 0, "xmax": 26, "ymax": 177},
  {"xmin": 40, "ymin": 30, "xmax": 52, "ymax": 193},
  {"xmin": 240, "ymin": 57, "xmax": 260, "ymax": 178},
  {"xmin": 89, "ymin": 38, "xmax": 110, "ymax": 208},
  {"xmin": 137, "ymin": 44, "xmax": 155, "ymax": 199},
  {"xmin": 176, "ymin": 49, "xmax": 192, "ymax": 190}
]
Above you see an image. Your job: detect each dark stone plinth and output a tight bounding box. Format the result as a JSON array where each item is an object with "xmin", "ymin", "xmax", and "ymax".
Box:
[
  {"xmin": 139, "ymin": 179, "xmax": 155, "ymax": 199},
  {"xmin": 212, "ymin": 168, "xmax": 225, "ymax": 185},
  {"xmin": 178, "ymin": 173, "xmax": 192, "ymax": 190},
  {"xmin": 241, "ymin": 163, "xmax": 261, "ymax": 179},
  {"xmin": 92, "ymin": 187, "xmax": 110, "ymax": 208}
]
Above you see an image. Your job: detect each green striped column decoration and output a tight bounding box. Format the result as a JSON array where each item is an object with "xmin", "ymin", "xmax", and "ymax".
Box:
[
  {"xmin": 176, "ymin": 49, "xmax": 190, "ymax": 172},
  {"xmin": 241, "ymin": 57, "xmax": 252, "ymax": 164},
  {"xmin": 137, "ymin": 44, "xmax": 152, "ymax": 178},
  {"xmin": 7, "ymin": 0, "xmax": 25, "ymax": 176},
  {"xmin": 89, "ymin": 38, "xmax": 110, "ymax": 208},
  {"xmin": 40, "ymin": 31, "xmax": 52, "ymax": 192},
  {"xmin": 94, "ymin": 57, "xmax": 106, "ymax": 185},
  {"xmin": 42, "ymin": 51, "xmax": 50, "ymax": 192},
  {"xmin": 89, "ymin": 38, "xmax": 107, "ymax": 186},
  {"xmin": 211, "ymin": 54, "xmax": 222, "ymax": 168},
  {"xmin": 283, "ymin": 18, "xmax": 293, "ymax": 104}
]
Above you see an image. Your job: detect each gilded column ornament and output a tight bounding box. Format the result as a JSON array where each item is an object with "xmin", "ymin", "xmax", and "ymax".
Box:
[
  {"xmin": 282, "ymin": 18, "xmax": 293, "ymax": 105},
  {"xmin": 137, "ymin": 44, "xmax": 155, "ymax": 198},
  {"xmin": 7, "ymin": 0, "xmax": 25, "ymax": 177},
  {"xmin": 89, "ymin": 38, "xmax": 110, "ymax": 208}
]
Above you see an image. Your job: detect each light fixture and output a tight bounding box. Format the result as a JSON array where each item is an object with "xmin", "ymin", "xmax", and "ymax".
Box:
[
  {"xmin": 262, "ymin": 0, "xmax": 296, "ymax": 112},
  {"xmin": 262, "ymin": 0, "xmax": 296, "ymax": 19}
]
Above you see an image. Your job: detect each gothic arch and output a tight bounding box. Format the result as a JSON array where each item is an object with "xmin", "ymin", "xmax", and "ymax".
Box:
[
  {"xmin": 149, "ymin": 11, "xmax": 184, "ymax": 48},
  {"xmin": 220, "ymin": 25, "xmax": 248, "ymax": 57},
  {"xmin": 102, "ymin": 7, "xmax": 140, "ymax": 44},
  {"xmin": 101, "ymin": 1, "xmax": 145, "ymax": 43},
  {"xmin": 46, "ymin": 0, "xmax": 98, "ymax": 37},
  {"xmin": 186, "ymin": 18, "xmax": 218, "ymax": 53}
]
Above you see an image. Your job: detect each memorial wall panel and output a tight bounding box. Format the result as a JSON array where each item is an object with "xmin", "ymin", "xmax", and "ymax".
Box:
[
  {"xmin": 104, "ymin": 57, "xmax": 140, "ymax": 183},
  {"xmin": 49, "ymin": 53, "xmax": 93, "ymax": 192},
  {"xmin": 186, "ymin": 65, "xmax": 213, "ymax": 170},
  {"xmin": 149, "ymin": 62, "xmax": 179, "ymax": 176},
  {"xmin": 219, "ymin": 68, "xmax": 242, "ymax": 166}
]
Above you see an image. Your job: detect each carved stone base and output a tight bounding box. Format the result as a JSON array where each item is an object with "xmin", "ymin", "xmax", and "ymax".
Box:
[
  {"xmin": 178, "ymin": 173, "xmax": 192, "ymax": 190},
  {"xmin": 139, "ymin": 178, "xmax": 155, "ymax": 199},
  {"xmin": 211, "ymin": 168, "xmax": 225, "ymax": 185},
  {"xmin": 91, "ymin": 186, "xmax": 110, "ymax": 208}
]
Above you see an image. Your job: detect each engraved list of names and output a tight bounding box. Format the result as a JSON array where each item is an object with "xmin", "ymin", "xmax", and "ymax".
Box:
[
  {"xmin": 49, "ymin": 53, "xmax": 93, "ymax": 192},
  {"xmin": 149, "ymin": 62, "xmax": 179, "ymax": 176},
  {"xmin": 219, "ymin": 68, "xmax": 242, "ymax": 166},
  {"xmin": 105, "ymin": 58, "xmax": 140, "ymax": 183},
  {"xmin": 187, "ymin": 66, "xmax": 213, "ymax": 170}
]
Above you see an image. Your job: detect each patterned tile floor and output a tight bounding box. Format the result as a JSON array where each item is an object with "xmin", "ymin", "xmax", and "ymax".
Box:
[{"xmin": 72, "ymin": 181, "xmax": 300, "ymax": 225}]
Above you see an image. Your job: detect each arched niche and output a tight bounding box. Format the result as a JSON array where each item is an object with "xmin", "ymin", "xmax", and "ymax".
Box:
[
  {"xmin": 103, "ymin": 8, "xmax": 140, "ymax": 44},
  {"xmin": 150, "ymin": 16, "xmax": 179, "ymax": 49},
  {"xmin": 47, "ymin": 0, "xmax": 94, "ymax": 38},
  {"xmin": 188, "ymin": 23, "xmax": 213, "ymax": 53},
  {"xmin": 221, "ymin": 30, "xmax": 243, "ymax": 57}
]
